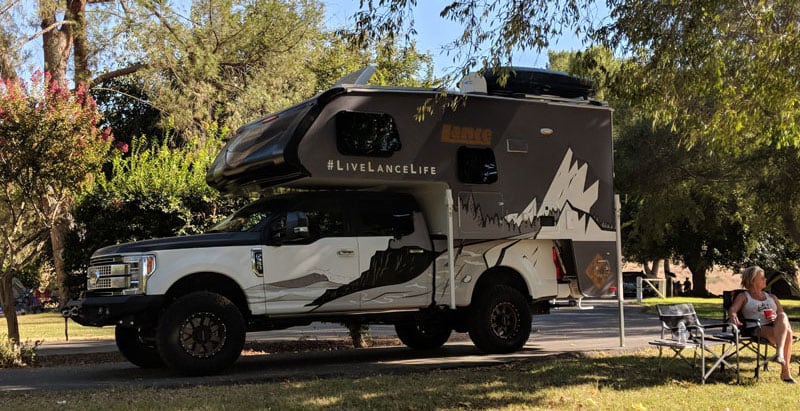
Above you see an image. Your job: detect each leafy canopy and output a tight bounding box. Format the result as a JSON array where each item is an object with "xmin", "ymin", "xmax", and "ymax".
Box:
[
  {"xmin": 602, "ymin": 0, "xmax": 800, "ymax": 151},
  {"xmin": 0, "ymin": 72, "xmax": 117, "ymax": 341}
]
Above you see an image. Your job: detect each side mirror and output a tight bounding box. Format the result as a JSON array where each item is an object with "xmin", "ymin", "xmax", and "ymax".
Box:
[{"xmin": 285, "ymin": 211, "xmax": 310, "ymax": 242}]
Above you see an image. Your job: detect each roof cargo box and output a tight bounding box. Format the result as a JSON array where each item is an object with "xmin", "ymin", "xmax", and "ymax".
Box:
[{"xmin": 483, "ymin": 68, "xmax": 594, "ymax": 99}]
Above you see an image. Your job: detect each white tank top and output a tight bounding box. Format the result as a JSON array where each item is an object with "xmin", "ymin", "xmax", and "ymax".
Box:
[{"xmin": 742, "ymin": 291, "xmax": 777, "ymax": 324}]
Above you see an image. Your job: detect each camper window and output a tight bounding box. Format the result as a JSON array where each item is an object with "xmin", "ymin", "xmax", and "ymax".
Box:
[
  {"xmin": 457, "ymin": 146, "xmax": 498, "ymax": 184},
  {"xmin": 336, "ymin": 111, "xmax": 401, "ymax": 157}
]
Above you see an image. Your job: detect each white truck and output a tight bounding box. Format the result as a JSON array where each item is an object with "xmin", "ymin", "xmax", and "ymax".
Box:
[{"xmin": 67, "ymin": 67, "xmax": 618, "ymax": 375}]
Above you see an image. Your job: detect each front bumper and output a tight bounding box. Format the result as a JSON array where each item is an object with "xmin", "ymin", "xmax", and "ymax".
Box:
[{"xmin": 64, "ymin": 294, "xmax": 166, "ymax": 327}]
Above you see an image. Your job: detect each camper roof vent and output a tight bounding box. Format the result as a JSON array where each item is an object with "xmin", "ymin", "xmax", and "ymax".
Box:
[{"xmin": 463, "ymin": 67, "xmax": 595, "ymax": 100}]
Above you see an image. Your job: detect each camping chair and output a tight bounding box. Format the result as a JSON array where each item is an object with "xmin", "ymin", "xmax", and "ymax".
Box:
[
  {"xmin": 722, "ymin": 290, "xmax": 800, "ymax": 379},
  {"xmin": 650, "ymin": 303, "xmax": 740, "ymax": 383},
  {"xmin": 722, "ymin": 290, "xmax": 771, "ymax": 379}
]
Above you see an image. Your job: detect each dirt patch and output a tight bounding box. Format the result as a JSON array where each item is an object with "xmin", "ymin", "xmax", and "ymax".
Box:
[{"xmin": 623, "ymin": 262, "xmax": 742, "ymax": 296}]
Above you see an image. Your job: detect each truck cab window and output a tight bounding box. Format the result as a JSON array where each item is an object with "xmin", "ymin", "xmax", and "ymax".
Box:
[
  {"xmin": 336, "ymin": 111, "xmax": 401, "ymax": 157},
  {"xmin": 305, "ymin": 208, "xmax": 347, "ymax": 239},
  {"xmin": 208, "ymin": 199, "xmax": 282, "ymax": 233},
  {"xmin": 457, "ymin": 146, "xmax": 498, "ymax": 184},
  {"xmin": 278, "ymin": 199, "xmax": 347, "ymax": 243},
  {"xmin": 356, "ymin": 198, "xmax": 415, "ymax": 237}
]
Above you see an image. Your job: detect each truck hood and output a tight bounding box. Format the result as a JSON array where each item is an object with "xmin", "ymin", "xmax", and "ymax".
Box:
[{"xmin": 93, "ymin": 232, "xmax": 262, "ymax": 256}]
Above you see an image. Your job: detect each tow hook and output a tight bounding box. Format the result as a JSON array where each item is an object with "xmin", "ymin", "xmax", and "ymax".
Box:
[
  {"xmin": 62, "ymin": 306, "xmax": 79, "ymax": 318},
  {"xmin": 60, "ymin": 306, "xmax": 79, "ymax": 341}
]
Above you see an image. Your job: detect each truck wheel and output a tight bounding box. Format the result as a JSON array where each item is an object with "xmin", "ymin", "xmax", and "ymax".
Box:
[
  {"xmin": 395, "ymin": 322, "xmax": 452, "ymax": 350},
  {"xmin": 468, "ymin": 285, "xmax": 532, "ymax": 353},
  {"xmin": 156, "ymin": 291, "xmax": 245, "ymax": 376},
  {"xmin": 115, "ymin": 326, "xmax": 164, "ymax": 368}
]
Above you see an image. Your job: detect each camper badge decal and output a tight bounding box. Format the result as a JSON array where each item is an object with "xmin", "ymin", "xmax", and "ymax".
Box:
[
  {"xmin": 584, "ymin": 253, "xmax": 611, "ymax": 289},
  {"xmin": 441, "ymin": 124, "xmax": 493, "ymax": 145}
]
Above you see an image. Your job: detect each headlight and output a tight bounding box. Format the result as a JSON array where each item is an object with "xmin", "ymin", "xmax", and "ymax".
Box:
[{"xmin": 122, "ymin": 255, "xmax": 157, "ymax": 294}]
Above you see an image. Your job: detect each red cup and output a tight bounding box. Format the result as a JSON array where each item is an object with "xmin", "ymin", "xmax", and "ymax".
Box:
[{"xmin": 764, "ymin": 308, "xmax": 774, "ymax": 321}]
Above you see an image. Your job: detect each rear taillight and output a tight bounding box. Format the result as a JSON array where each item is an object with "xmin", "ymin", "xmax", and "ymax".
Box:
[{"xmin": 552, "ymin": 246, "xmax": 564, "ymax": 281}]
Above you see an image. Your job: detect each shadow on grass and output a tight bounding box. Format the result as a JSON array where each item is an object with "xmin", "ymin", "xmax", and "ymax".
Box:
[
  {"xmin": 4, "ymin": 348, "xmax": 795, "ymax": 410},
  {"xmin": 239, "ymin": 351, "xmax": 762, "ymax": 410}
]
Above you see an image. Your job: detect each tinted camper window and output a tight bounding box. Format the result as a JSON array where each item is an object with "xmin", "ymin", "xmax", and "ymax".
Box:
[
  {"xmin": 457, "ymin": 146, "xmax": 498, "ymax": 184},
  {"xmin": 336, "ymin": 111, "xmax": 401, "ymax": 157}
]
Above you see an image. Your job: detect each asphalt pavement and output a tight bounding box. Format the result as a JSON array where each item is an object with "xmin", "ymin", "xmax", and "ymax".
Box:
[{"xmin": 0, "ymin": 299, "xmax": 662, "ymax": 392}]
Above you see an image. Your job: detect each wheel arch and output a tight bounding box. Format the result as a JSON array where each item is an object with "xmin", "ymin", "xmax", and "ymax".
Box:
[
  {"xmin": 165, "ymin": 272, "xmax": 251, "ymax": 318},
  {"xmin": 471, "ymin": 266, "xmax": 531, "ymax": 302}
]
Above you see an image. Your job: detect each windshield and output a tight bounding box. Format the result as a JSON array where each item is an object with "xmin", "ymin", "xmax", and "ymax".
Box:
[{"xmin": 208, "ymin": 198, "xmax": 286, "ymax": 233}]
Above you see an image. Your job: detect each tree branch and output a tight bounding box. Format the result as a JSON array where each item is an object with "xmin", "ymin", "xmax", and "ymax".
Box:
[
  {"xmin": 12, "ymin": 20, "xmax": 77, "ymax": 53},
  {"xmin": 90, "ymin": 86, "xmax": 163, "ymax": 112},
  {"xmin": 91, "ymin": 62, "xmax": 148, "ymax": 85}
]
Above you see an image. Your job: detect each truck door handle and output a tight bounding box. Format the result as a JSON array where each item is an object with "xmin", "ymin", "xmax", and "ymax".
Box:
[{"xmin": 337, "ymin": 249, "xmax": 355, "ymax": 257}]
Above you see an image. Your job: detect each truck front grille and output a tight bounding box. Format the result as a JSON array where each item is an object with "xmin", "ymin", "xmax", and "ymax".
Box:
[
  {"xmin": 86, "ymin": 257, "xmax": 130, "ymax": 291},
  {"xmin": 93, "ymin": 277, "xmax": 113, "ymax": 289}
]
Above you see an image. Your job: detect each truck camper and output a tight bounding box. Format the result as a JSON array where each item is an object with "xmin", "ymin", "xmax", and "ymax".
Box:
[{"xmin": 67, "ymin": 67, "xmax": 619, "ymax": 375}]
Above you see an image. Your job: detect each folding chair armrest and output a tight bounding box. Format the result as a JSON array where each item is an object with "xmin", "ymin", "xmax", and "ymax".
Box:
[
  {"xmin": 689, "ymin": 326, "xmax": 705, "ymax": 337},
  {"xmin": 741, "ymin": 318, "xmax": 762, "ymax": 329},
  {"xmin": 698, "ymin": 322, "xmax": 731, "ymax": 331},
  {"xmin": 692, "ymin": 322, "xmax": 737, "ymax": 337}
]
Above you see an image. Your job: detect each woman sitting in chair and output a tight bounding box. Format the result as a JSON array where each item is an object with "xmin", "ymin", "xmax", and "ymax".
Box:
[{"xmin": 729, "ymin": 265, "xmax": 796, "ymax": 383}]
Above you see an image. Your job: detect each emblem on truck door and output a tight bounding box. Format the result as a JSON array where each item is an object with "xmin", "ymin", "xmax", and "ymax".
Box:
[{"xmin": 251, "ymin": 248, "xmax": 264, "ymax": 276}]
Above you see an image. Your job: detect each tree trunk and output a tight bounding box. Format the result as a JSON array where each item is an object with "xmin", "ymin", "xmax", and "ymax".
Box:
[
  {"xmin": 643, "ymin": 260, "xmax": 654, "ymax": 276},
  {"xmin": 345, "ymin": 322, "xmax": 370, "ymax": 348},
  {"xmin": 0, "ymin": 31, "xmax": 18, "ymax": 82},
  {"xmin": 684, "ymin": 256, "xmax": 709, "ymax": 297},
  {"xmin": 780, "ymin": 205, "xmax": 800, "ymax": 248},
  {"xmin": 68, "ymin": 0, "xmax": 90, "ymax": 87},
  {"xmin": 40, "ymin": 2, "xmax": 72, "ymax": 87},
  {"xmin": 49, "ymin": 217, "xmax": 70, "ymax": 307},
  {"xmin": 0, "ymin": 275, "xmax": 20, "ymax": 343}
]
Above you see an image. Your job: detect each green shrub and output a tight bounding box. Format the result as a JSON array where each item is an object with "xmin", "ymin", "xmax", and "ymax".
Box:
[
  {"xmin": 0, "ymin": 334, "xmax": 39, "ymax": 368},
  {"xmin": 63, "ymin": 136, "xmax": 251, "ymax": 298}
]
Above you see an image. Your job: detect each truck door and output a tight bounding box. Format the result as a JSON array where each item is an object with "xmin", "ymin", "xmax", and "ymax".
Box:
[
  {"xmin": 355, "ymin": 194, "xmax": 434, "ymax": 310},
  {"xmin": 260, "ymin": 196, "xmax": 362, "ymax": 314}
]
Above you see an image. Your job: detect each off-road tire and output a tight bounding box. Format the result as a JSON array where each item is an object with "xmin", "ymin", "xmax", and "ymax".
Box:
[
  {"xmin": 115, "ymin": 325, "xmax": 164, "ymax": 368},
  {"xmin": 468, "ymin": 284, "xmax": 532, "ymax": 353},
  {"xmin": 395, "ymin": 322, "xmax": 452, "ymax": 350},
  {"xmin": 156, "ymin": 291, "xmax": 245, "ymax": 376}
]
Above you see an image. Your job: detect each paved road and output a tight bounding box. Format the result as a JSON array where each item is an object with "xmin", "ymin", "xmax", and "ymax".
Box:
[{"xmin": 0, "ymin": 300, "xmax": 661, "ymax": 392}]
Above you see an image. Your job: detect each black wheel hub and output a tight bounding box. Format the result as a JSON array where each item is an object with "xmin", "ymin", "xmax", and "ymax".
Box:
[
  {"xmin": 490, "ymin": 302, "xmax": 520, "ymax": 340},
  {"xmin": 179, "ymin": 312, "xmax": 227, "ymax": 358}
]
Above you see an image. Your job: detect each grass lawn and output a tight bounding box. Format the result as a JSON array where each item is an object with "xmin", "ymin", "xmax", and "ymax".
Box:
[
  {"xmin": 3, "ymin": 298, "xmax": 800, "ymax": 410},
  {"xmin": 2, "ymin": 349, "xmax": 800, "ymax": 410},
  {"xmin": 638, "ymin": 296, "xmax": 800, "ymax": 322},
  {"xmin": 13, "ymin": 312, "xmax": 114, "ymax": 342}
]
